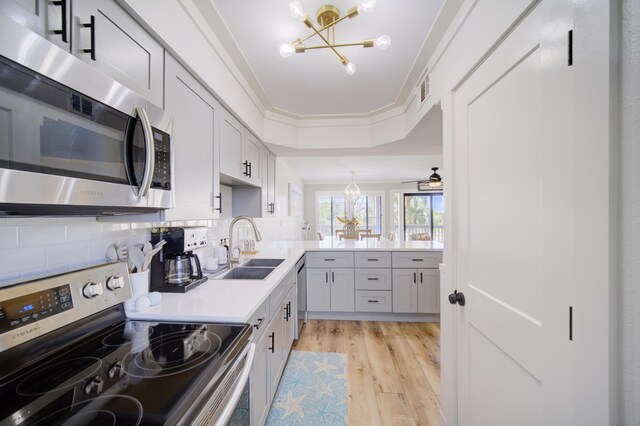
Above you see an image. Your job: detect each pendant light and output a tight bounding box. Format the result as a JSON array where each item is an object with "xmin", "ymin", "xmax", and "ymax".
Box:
[{"xmin": 344, "ymin": 171, "xmax": 361, "ymax": 202}]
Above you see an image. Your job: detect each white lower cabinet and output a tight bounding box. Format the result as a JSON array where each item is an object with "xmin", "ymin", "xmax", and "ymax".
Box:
[
  {"xmin": 392, "ymin": 269, "xmax": 419, "ymax": 313},
  {"xmin": 392, "ymin": 268, "xmax": 439, "ymax": 313},
  {"xmin": 306, "ymin": 268, "xmax": 354, "ymax": 311},
  {"xmin": 250, "ymin": 271, "xmax": 296, "ymax": 426}
]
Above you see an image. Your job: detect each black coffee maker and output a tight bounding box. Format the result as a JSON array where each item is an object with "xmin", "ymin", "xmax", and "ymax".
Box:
[{"xmin": 150, "ymin": 227, "xmax": 208, "ymax": 293}]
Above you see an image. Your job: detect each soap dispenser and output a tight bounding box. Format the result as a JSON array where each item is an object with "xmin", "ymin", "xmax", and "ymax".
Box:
[{"xmin": 216, "ymin": 239, "xmax": 228, "ymax": 265}]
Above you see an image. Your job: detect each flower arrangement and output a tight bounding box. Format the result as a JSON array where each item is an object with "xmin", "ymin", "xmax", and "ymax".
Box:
[{"xmin": 336, "ymin": 216, "xmax": 359, "ymax": 237}]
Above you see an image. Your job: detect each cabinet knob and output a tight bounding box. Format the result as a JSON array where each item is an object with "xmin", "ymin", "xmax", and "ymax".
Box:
[{"xmin": 448, "ymin": 290, "xmax": 466, "ymax": 306}]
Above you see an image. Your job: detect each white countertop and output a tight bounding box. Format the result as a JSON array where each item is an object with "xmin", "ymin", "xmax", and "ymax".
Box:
[{"xmin": 125, "ymin": 240, "xmax": 443, "ymax": 324}]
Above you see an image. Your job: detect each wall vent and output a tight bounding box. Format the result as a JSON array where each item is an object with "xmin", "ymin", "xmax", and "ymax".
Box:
[{"xmin": 418, "ymin": 73, "xmax": 430, "ymax": 108}]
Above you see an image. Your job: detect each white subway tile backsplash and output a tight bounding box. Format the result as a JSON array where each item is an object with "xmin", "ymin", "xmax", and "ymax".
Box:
[
  {"xmin": 87, "ymin": 240, "xmax": 115, "ymax": 263},
  {"xmin": 67, "ymin": 223, "xmax": 103, "ymax": 242},
  {"xmin": 18, "ymin": 225, "xmax": 66, "ymax": 247},
  {"xmin": 0, "ymin": 213, "xmax": 303, "ymax": 285},
  {"xmin": 47, "ymin": 243, "xmax": 88, "ymax": 266},
  {"xmin": 0, "ymin": 227, "xmax": 18, "ymax": 249},
  {"xmin": 0, "ymin": 247, "xmax": 46, "ymax": 275}
]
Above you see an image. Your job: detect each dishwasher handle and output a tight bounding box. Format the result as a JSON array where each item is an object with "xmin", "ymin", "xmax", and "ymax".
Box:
[{"xmin": 214, "ymin": 342, "xmax": 256, "ymax": 426}]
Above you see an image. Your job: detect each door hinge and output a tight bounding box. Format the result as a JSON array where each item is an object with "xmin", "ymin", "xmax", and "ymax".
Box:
[
  {"xmin": 568, "ymin": 29, "xmax": 573, "ymax": 66},
  {"xmin": 569, "ymin": 306, "xmax": 573, "ymax": 341}
]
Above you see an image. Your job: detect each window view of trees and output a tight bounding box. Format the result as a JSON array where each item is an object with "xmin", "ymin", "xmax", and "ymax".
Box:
[{"xmin": 403, "ymin": 193, "xmax": 444, "ymax": 242}]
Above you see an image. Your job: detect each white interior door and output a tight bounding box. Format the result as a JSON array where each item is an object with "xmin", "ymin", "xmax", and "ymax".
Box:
[{"xmin": 453, "ymin": 0, "xmax": 576, "ymax": 424}]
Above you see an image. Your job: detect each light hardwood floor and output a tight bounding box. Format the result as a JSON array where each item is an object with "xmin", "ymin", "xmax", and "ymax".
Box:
[{"xmin": 292, "ymin": 320, "xmax": 441, "ymax": 426}]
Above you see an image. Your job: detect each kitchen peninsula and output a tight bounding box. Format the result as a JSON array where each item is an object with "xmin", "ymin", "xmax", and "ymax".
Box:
[{"xmin": 126, "ymin": 239, "xmax": 444, "ymax": 324}]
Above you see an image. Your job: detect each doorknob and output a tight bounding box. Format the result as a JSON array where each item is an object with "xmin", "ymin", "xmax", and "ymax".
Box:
[{"xmin": 448, "ymin": 290, "xmax": 466, "ymax": 306}]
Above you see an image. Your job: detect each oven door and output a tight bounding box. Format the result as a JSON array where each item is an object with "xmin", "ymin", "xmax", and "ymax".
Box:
[{"xmin": 189, "ymin": 342, "xmax": 255, "ymax": 426}]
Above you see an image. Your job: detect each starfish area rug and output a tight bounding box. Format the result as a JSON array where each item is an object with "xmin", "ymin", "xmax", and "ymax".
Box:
[{"xmin": 265, "ymin": 350, "xmax": 347, "ymax": 425}]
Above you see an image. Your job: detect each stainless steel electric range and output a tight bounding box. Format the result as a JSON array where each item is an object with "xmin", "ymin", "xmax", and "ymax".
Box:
[{"xmin": 0, "ymin": 263, "xmax": 253, "ymax": 425}]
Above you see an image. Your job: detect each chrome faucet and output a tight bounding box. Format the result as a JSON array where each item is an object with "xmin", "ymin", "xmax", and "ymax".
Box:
[{"xmin": 228, "ymin": 216, "xmax": 262, "ymax": 267}]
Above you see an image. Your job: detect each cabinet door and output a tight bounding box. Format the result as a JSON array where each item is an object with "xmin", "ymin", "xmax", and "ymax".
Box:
[
  {"xmin": 243, "ymin": 132, "xmax": 261, "ymax": 186},
  {"xmin": 330, "ymin": 269, "xmax": 355, "ymax": 312},
  {"xmin": 73, "ymin": 0, "xmax": 164, "ymax": 107},
  {"xmin": 0, "ymin": 0, "xmax": 70, "ymax": 51},
  {"xmin": 219, "ymin": 109, "xmax": 244, "ymax": 180},
  {"xmin": 417, "ymin": 269, "xmax": 439, "ymax": 313},
  {"xmin": 162, "ymin": 55, "xmax": 217, "ymax": 220},
  {"xmin": 268, "ymin": 153, "xmax": 276, "ymax": 215},
  {"xmin": 267, "ymin": 313, "xmax": 283, "ymax": 401},
  {"xmin": 281, "ymin": 287, "xmax": 295, "ymax": 351},
  {"xmin": 250, "ymin": 332, "xmax": 269, "ymax": 426},
  {"xmin": 306, "ymin": 269, "xmax": 331, "ymax": 311},
  {"xmin": 392, "ymin": 269, "xmax": 418, "ymax": 313},
  {"xmin": 260, "ymin": 150, "xmax": 270, "ymax": 216}
]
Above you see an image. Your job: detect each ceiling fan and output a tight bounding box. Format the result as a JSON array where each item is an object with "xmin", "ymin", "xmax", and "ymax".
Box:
[{"xmin": 402, "ymin": 167, "xmax": 443, "ymax": 190}]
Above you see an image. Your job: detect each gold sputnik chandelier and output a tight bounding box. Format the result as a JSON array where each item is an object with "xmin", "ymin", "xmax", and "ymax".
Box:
[{"xmin": 279, "ymin": 0, "xmax": 390, "ymax": 75}]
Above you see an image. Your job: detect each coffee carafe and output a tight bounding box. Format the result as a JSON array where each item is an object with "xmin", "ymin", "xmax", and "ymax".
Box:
[
  {"xmin": 165, "ymin": 253, "xmax": 202, "ymax": 285},
  {"xmin": 150, "ymin": 227, "xmax": 208, "ymax": 293}
]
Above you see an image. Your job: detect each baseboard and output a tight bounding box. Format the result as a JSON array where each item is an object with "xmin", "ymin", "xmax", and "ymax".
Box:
[{"xmin": 306, "ymin": 311, "xmax": 440, "ymax": 322}]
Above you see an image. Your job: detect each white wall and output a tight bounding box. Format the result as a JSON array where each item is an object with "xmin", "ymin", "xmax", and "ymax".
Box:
[{"xmin": 619, "ymin": 0, "xmax": 639, "ymax": 422}]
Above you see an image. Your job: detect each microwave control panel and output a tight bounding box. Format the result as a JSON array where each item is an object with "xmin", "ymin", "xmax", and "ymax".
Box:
[{"xmin": 151, "ymin": 127, "xmax": 171, "ymax": 190}]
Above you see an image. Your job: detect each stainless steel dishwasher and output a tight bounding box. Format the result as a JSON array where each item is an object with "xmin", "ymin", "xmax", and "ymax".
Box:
[{"xmin": 296, "ymin": 255, "xmax": 307, "ymax": 337}]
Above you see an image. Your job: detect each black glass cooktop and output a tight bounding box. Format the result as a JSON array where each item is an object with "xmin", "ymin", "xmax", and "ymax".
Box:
[{"xmin": 0, "ymin": 306, "xmax": 250, "ymax": 425}]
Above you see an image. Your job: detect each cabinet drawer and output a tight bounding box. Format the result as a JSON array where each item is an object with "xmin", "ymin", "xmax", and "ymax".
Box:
[
  {"xmin": 269, "ymin": 270, "xmax": 294, "ymax": 316},
  {"xmin": 306, "ymin": 251, "xmax": 354, "ymax": 268},
  {"xmin": 355, "ymin": 291, "xmax": 392, "ymax": 312},
  {"xmin": 354, "ymin": 252, "xmax": 391, "ymax": 268},
  {"xmin": 354, "ymin": 269, "xmax": 392, "ymax": 290},
  {"xmin": 392, "ymin": 251, "xmax": 442, "ymax": 268},
  {"xmin": 248, "ymin": 299, "xmax": 269, "ymax": 341}
]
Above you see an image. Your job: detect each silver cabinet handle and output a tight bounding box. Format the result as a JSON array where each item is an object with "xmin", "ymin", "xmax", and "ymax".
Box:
[
  {"xmin": 367, "ymin": 258, "xmax": 379, "ymax": 261},
  {"xmin": 412, "ymin": 258, "xmax": 424, "ymax": 262},
  {"xmin": 367, "ymin": 277, "xmax": 379, "ymax": 281},
  {"xmin": 367, "ymin": 300, "xmax": 380, "ymax": 303}
]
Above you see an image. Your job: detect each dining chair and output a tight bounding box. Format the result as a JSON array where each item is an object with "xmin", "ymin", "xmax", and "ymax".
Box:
[
  {"xmin": 357, "ymin": 229, "xmax": 372, "ymax": 234},
  {"xmin": 339, "ymin": 234, "xmax": 359, "ymax": 240},
  {"xmin": 361, "ymin": 233, "xmax": 381, "ymax": 240},
  {"xmin": 387, "ymin": 231, "xmax": 396, "ymax": 241},
  {"xmin": 317, "ymin": 231, "xmax": 324, "ymax": 241}
]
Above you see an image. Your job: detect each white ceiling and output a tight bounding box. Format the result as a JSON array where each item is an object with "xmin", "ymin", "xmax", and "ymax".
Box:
[
  {"xmin": 207, "ymin": 0, "xmax": 445, "ymax": 117},
  {"xmin": 275, "ymin": 106, "xmax": 443, "ymax": 182}
]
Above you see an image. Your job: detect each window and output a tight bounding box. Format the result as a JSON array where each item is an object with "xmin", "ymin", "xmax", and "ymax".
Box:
[
  {"xmin": 403, "ymin": 193, "xmax": 443, "ymax": 242},
  {"xmin": 316, "ymin": 192, "xmax": 383, "ymax": 237}
]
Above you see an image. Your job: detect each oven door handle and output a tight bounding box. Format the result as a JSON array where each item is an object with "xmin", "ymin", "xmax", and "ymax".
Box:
[
  {"xmin": 134, "ymin": 106, "xmax": 155, "ymax": 198},
  {"xmin": 214, "ymin": 342, "xmax": 256, "ymax": 426}
]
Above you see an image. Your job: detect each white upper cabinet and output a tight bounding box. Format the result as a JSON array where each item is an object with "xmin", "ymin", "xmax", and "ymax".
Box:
[
  {"xmin": 0, "ymin": 0, "xmax": 164, "ymax": 106},
  {"xmin": 73, "ymin": 0, "xmax": 164, "ymax": 107},
  {"xmin": 219, "ymin": 109, "xmax": 244, "ymax": 181},
  {"xmin": 161, "ymin": 54, "xmax": 220, "ymax": 221},
  {"xmin": 0, "ymin": 0, "xmax": 70, "ymax": 51},
  {"xmin": 261, "ymin": 150, "xmax": 277, "ymax": 216},
  {"xmin": 243, "ymin": 132, "xmax": 261, "ymax": 186}
]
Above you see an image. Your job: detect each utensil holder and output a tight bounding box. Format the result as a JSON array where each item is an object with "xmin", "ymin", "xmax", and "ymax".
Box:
[{"xmin": 125, "ymin": 270, "xmax": 150, "ymax": 312}]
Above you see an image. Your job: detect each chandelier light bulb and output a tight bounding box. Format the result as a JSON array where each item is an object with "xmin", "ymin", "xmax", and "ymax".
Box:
[
  {"xmin": 280, "ymin": 43, "xmax": 295, "ymax": 58},
  {"xmin": 375, "ymin": 34, "xmax": 391, "ymax": 49},
  {"xmin": 344, "ymin": 172, "xmax": 361, "ymax": 202},
  {"xmin": 357, "ymin": 0, "xmax": 376, "ymax": 14},
  {"xmin": 289, "ymin": 1, "xmax": 307, "ymax": 21},
  {"xmin": 345, "ymin": 62, "xmax": 357, "ymax": 75}
]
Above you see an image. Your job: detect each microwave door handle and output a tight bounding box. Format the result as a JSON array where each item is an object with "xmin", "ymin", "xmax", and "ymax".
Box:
[{"xmin": 134, "ymin": 106, "xmax": 155, "ymax": 198}]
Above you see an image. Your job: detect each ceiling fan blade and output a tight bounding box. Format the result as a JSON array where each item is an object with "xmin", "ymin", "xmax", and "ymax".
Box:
[{"xmin": 401, "ymin": 180, "xmax": 424, "ymax": 183}]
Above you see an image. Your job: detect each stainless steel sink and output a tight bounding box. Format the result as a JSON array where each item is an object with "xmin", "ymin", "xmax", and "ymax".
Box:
[
  {"xmin": 240, "ymin": 258, "xmax": 285, "ymax": 267},
  {"xmin": 214, "ymin": 267, "xmax": 275, "ymax": 280}
]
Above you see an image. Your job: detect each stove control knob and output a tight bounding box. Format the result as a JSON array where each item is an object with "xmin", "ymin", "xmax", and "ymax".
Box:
[
  {"xmin": 108, "ymin": 362, "xmax": 124, "ymax": 379},
  {"xmin": 82, "ymin": 281, "xmax": 104, "ymax": 298},
  {"xmin": 106, "ymin": 275, "xmax": 124, "ymax": 291},
  {"xmin": 84, "ymin": 376, "xmax": 104, "ymax": 395}
]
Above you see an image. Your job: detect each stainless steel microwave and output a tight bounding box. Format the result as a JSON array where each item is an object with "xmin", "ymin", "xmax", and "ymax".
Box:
[{"xmin": 0, "ymin": 15, "xmax": 173, "ymax": 215}]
